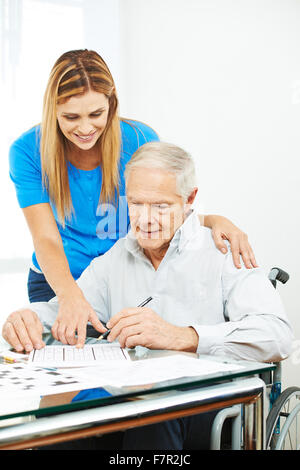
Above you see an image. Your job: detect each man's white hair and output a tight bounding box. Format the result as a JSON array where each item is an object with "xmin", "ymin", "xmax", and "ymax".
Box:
[{"xmin": 124, "ymin": 141, "xmax": 197, "ymax": 201}]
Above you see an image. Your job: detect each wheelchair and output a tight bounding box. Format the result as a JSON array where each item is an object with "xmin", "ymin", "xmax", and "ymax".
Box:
[{"xmin": 210, "ymin": 267, "xmax": 300, "ymax": 450}]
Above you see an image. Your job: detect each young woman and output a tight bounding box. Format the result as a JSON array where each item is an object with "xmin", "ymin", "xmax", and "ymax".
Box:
[{"xmin": 8, "ymin": 49, "xmax": 257, "ymax": 350}]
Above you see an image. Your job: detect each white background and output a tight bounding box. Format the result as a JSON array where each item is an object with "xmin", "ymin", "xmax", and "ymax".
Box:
[{"xmin": 1, "ymin": 0, "xmax": 299, "ymax": 389}]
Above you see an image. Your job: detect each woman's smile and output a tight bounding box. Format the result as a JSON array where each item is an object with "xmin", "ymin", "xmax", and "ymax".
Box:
[{"xmin": 73, "ymin": 130, "xmax": 97, "ymax": 143}]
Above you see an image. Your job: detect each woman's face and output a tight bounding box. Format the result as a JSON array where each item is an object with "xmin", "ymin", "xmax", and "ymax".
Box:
[{"xmin": 56, "ymin": 90, "xmax": 110, "ymax": 151}]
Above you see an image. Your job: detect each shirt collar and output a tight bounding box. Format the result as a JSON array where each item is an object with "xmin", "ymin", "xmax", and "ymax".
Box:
[
  {"xmin": 124, "ymin": 209, "xmax": 202, "ymax": 258},
  {"xmin": 170, "ymin": 210, "xmax": 201, "ymax": 253}
]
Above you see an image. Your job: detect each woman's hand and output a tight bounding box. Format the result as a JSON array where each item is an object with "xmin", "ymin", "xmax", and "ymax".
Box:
[
  {"xmin": 51, "ymin": 286, "xmax": 107, "ymax": 348},
  {"xmin": 202, "ymin": 215, "xmax": 258, "ymax": 269}
]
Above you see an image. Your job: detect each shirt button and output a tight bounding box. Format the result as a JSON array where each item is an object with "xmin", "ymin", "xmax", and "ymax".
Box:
[{"xmin": 88, "ymin": 196, "xmax": 92, "ymax": 201}]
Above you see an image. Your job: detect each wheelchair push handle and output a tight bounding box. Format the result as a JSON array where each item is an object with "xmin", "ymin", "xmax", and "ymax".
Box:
[{"xmin": 269, "ymin": 267, "xmax": 289, "ymax": 288}]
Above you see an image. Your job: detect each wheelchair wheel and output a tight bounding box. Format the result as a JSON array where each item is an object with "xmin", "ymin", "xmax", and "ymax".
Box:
[{"xmin": 266, "ymin": 387, "xmax": 300, "ymax": 450}]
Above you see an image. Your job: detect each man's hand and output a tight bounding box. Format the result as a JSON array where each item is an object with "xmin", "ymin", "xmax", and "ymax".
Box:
[
  {"xmin": 2, "ymin": 309, "xmax": 45, "ymax": 352},
  {"xmin": 51, "ymin": 289, "xmax": 107, "ymax": 348},
  {"xmin": 106, "ymin": 307, "xmax": 198, "ymax": 352}
]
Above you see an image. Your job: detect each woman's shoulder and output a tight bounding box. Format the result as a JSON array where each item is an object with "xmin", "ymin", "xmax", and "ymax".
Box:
[
  {"xmin": 120, "ymin": 118, "xmax": 159, "ymax": 155},
  {"xmin": 9, "ymin": 125, "xmax": 42, "ymax": 172},
  {"xmin": 10, "ymin": 124, "xmax": 41, "ymax": 155}
]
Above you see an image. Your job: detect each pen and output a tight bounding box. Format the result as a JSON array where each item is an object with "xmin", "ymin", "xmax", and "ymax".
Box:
[{"xmin": 97, "ymin": 296, "xmax": 153, "ymax": 341}]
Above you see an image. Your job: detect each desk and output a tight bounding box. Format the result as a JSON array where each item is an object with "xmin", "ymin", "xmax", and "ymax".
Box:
[{"xmin": 0, "ymin": 347, "xmax": 274, "ymax": 450}]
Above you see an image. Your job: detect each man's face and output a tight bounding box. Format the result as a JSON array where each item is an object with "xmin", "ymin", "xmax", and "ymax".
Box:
[{"xmin": 126, "ymin": 167, "xmax": 190, "ymax": 254}]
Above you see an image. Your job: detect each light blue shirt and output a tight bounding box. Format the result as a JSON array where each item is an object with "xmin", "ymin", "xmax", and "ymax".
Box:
[
  {"xmin": 30, "ymin": 211, "xmax": 293, "ymax": 362},
  {"xmin": 9, "ymin": 119, "xmax": 159, "ymax": 279}
]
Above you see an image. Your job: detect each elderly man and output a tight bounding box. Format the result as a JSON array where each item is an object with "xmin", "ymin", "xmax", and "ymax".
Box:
[{"xmin": 2, "ymin": 142, "xmax": 293, "ymax": 449}]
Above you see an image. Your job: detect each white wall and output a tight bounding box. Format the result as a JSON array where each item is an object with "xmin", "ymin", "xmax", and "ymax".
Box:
[{"xmin": 118, "ymin": 0, "xmax": 300, "ymax": 388}]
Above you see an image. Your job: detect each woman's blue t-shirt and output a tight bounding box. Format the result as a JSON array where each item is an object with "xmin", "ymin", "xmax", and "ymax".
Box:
[{"xmin": 9, "ymin": 119, "xmax": 159, "ymax": 279}]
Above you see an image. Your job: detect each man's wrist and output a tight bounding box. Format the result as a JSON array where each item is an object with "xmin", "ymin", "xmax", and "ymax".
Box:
[{"xmin": 174, "ymin": 326, "xmax": 199, "ymax": 353}]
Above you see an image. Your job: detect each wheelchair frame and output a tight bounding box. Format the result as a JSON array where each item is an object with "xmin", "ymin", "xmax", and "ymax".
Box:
[{"xmin": 210, "ymin": 267, "xmax": 300, "ymax": 450}]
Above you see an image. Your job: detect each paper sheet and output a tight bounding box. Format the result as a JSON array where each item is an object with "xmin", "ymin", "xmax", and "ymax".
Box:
[
  {"xmin": 73, "ymin": 355, "xmax": 244, "ymax": 387},
  {"xmin": 0, "ymin": 362, "xmax": 106, "ymax": 397},
  {"xmin": 28, "ymin": 343, "xmax": 130, "ymax": 367},
  {"xmin": 0, "ymin": 355, "xmax": 244, "ymax": 398}
]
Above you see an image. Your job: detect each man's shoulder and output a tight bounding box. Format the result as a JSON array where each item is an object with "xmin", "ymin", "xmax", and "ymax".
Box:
[
  {"xmin": 183, "ymin": 218, "xmax": 229, "ymax": 268},
  {"xmin": 91, "ymin": 238, "xmax": 128, "ymax": 268},
  {"xmin": 184, "ymin": 214, "xmax": 221, "ymax": 250},
  {"xmin": 195, "ymin": 226, "xmax": 228, "ymax": 253}
]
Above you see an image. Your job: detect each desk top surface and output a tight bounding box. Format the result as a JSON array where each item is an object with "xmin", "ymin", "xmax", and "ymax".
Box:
[{"xmin": 0, "ymin": 340, "xmax": 274, "ymax": 423}]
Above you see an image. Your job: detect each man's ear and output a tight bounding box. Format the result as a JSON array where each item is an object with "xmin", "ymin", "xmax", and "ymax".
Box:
[
  {"xmin": 187, "ymin": 188, "xmax": 198, "ymax": 205},
  {"xmin": 183, "ymin": 188, "xmax": 198, "ymax": 216}
]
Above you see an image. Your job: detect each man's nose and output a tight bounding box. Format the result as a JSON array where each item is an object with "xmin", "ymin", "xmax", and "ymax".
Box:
[{"xmin": 138, "ymin": 205, "xmax": 154, "ymax": 226}]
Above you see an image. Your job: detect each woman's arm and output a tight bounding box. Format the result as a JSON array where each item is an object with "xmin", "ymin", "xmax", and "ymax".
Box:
[
  {"xmin": 22, "ymin": 203, "xmax": 106, "ymax": 347},
  {"xmin": 201, "ymin": 214, "xmax": 258, "ymax": 269},
  {"xmin": 23, "ymin": 204, "xmax": 76, "ymax": 297}
]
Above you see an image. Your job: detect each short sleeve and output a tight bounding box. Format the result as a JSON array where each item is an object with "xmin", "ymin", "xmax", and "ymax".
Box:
[
  {"xmin": 131, "ymin": 120, "xmax": 160, "ymax": 145},
  {"xmin": 9, "ymin": 127, "xmax": 50, "ymax": 208},
  {"xmin": 120, "ymin": 119, "xmax": 160, "ymax": 159}
]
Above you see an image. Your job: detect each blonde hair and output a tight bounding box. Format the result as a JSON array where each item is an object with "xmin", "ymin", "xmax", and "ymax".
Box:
[{"xmin": 41, "ymin": 49, "xmax": 121, "ymax": 226}]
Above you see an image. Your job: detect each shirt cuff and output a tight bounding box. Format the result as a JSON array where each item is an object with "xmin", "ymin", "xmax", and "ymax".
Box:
[{"xmin": 191, "ymin": 323, "xmax": 238, "ymax": 355}]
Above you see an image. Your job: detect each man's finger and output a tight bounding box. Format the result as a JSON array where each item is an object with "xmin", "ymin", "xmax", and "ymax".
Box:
[
  {"xmin": 108, "ymin": 313, "xmax": 141, "ymax": 342},
  {"xmin": 125, "ymin": 333, "xmax": 146, "ymax": 349},
  {"xmin": 116, "ymin": 324, "xmax": 142, "ymax": 348},
  {"xmin": 107, "ymin": 308, "xmax": 141, "ymax": 329}
]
